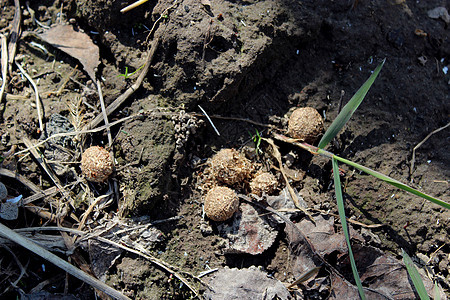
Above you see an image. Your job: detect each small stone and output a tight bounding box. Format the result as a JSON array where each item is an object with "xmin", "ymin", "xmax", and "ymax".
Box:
[
  {"xmin": 204, "ymin": 186, "xmax": 239, "ymax": 221},
  {"xmin": 287, "ymin": 107, "xmax": 324, "ymax": 144},
  {"xmin": 81, "ymin": 146, "xmax": 114, "ymax": 182}
]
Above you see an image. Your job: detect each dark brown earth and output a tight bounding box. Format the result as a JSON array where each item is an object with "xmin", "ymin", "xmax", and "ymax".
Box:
[{"xmin": 0, "ymin": 0, "xmax": 449, "ymax": 299}]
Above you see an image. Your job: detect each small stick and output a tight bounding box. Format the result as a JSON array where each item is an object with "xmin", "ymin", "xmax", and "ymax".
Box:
[
  {"xmin": 97, "ymin": 79, "xmax": 113, "ymax": 148},
  {"xmin": 190, "ymin": 112, "xmax": 274, "ymax": 129},
  {"xmin": 198, "ymin": 105, "xmax": 220, "ymax": 136},
  {"xmin": 262, "ymin": 137, "xmax": 315, "ymax": 223},
  {"xmin": 15, "ymin": 61, "xmax": 44, "ymax": 132},
  {"xmin": 15, "ymin": 115, "xmax": 134, "ymax": 156},
  {"xmin": 410, "ymin": 122, "xmax": 450, "ymax": 182},
  {"xmin": 145, "ymin": 0, "xmax": 178, "ymax": 42},
  {"xmin": 88, "ymin": 37, "xmax": 160, "ymax": 129},
  {"xmin": 0, "ymin": 34, "xmax": 7, "ymax": 102},
  {"xmin": 8, "ymin": 0, "xmax": 21, "ymax": 74},
  {"xmin": 77, "ymin": 193, "xmax": 112, "ymax": 231},
  {"xmin": 94, "ymin": 236, "xmax": 200, "ymax": 298},
  {"xmin": 0, "ymin": 223, "xmax": 131, "ymax": 300},
  {"xmin": 120, "ymin": 0, "xmax": 149, "ymax": 13}
]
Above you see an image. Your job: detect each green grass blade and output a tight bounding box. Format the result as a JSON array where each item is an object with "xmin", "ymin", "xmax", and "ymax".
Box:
[
  {"xmin": 318, "ymin": 59, "xmax": 385, "ymax": 149},
  {"xmin": 402, "ymin": 249, "xmax": 430, "ymax": 300},
  {"xmin": 332, "ymin": 154, "xmax": 450, "ymax": 210},
  {"xmin": 332, "ymin": 157, "xmax": 366, "ymax": 300},
  {"xmin": 434, "ymin": 282, "xmax": 441, "ymax": 300}
]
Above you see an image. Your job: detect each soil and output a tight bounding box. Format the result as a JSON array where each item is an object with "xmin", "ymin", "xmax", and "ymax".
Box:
[{"xmin": 0, "ymin": 0, "xmax": 449, "ymax": 299}]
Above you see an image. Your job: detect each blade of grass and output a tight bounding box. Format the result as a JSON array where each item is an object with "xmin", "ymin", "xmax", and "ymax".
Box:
[
  {"xmin": 434, "ymin": 282, "xmax": 441, "ymax": 300},
  {"xmin": 332, "ymin": 157, "xmax": 366, "ymax": 300},
  {"xmin": 402, "ymin": 249, "xmax": 430, "ymax": 300},
  {"xmin": 328, "ymin": 153, "xmax": 450, "ymax": 210},
  {"xmin": 318, "ymin": 59, "xmax": 385, "ymax": 149}
]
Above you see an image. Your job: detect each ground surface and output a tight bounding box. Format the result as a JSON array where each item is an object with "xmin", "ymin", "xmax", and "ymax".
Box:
[{"xmin": 0, "ymin": 0, "xmax": 449, "ymax": 299}]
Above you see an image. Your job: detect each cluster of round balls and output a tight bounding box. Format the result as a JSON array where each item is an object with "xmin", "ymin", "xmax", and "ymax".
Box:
[
  {"xmin": 287, "ymin": 107, "xmax": 324, "ymax": 144},
  {"xmin": 81, "ymin": 146, "xmax": 114, "ymax": 183},
  {"xmin": 203, "ymin": 148, "xmax": 278, "ymax": 221}
]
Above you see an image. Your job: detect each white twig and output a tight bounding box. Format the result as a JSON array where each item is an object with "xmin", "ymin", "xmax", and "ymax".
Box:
[
  {"xmin": 120, "ymin": 0, "xmax": 149, "ymax": 13},
  {"xmin": 15, "ymin": 60, "xmax": 44, "ymax": 132},
  {"xmin": 15, "ymin": 115, "xmax": 134, "ymax": 156},
  {"xmin": 410, "ymin": 122, "xmax": 450, "ymax": 182},
  {"xmin": 198, "ymin": 105, "xmax": 220, "ymax": 136},
  {"xmin": 0, "ymin": 34, "xmax": 7, "ymax": 102},
  {"xmin": 97, "ymin": 79, "xmax": 113, "ymax": 148}
]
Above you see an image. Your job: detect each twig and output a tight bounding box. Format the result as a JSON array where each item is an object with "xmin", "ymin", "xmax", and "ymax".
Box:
[
  {"xmin": 94, "ymin": 236, "xmax": 201, "ymax": 298},
  {"xmin": 54, "ymin": 65, "xmax": 78, "ymax": 96},
  {"xmin": 197, "ymin": 268, "xmax": 218, "ymax": 278},
  {"xmin": 15, "ymin": 115, "xmax": 134, "ymax": 156},
  {"xmin": 88, "ymin": 37, "xmax": 160, "ymax": 130},
  {"xmin": 97, "ymin": 79, "xmax": 113, "ymax": 148},
  {"xmin": 0, "ymin": 34, "xmax": 7, "ymax": 102},
  {"xmin": 22, "ymin": 138, "xmax": 74, "ymax": 216},
  {"xmin": 190, "ymin": 112, "xmax": 275, "ymax": 129},
  {"xmin": 0, "ymin": 222, "xmax": 131, "ymax": 300},
  {"xmin": 145, "ymin": 0, "xmax": 178, "ymax": 42},
  {"xmin": 77, "ymin": 193, "xmax": 112, "ymax": 231},
  {"xmin": 15, "ymin": 61, "xmax": 44, "ymax": 132},
  {"xmin": 1, "ymin": 244, "xmax": 28, "ymax": 294},
  {"xmin": 262, "ymin": 137, "xmax": 315, "ymax": 223},
  {"xmin": 410, "ymin": 122, "xmax": 450, "ymax": 182},
  {"xmin": 198, "ymin": 105, "xmax": 220, "ymax": 136},
  {"xmin": 120, "ymin": 0, "xmax": 149, "ymax": 13},
  {"xmin": 277, "ymin": 207, "xmax": 384, "ymax": 228},
  {"xmin": 8, "ymin": 0, "xmax": 21, "ymax": 74}
]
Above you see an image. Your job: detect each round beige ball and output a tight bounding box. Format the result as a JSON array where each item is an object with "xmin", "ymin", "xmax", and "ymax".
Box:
[
  {"xmin": 204, "ymin": 186, "xmax": 239, "ymax": 221},
  {"xmin": 288, "ymin": 107, "xmax": 324, "ymax": 144},
  {"xmin": 81, "ymin": 146, "xmax": 114, "ymax": 183}
]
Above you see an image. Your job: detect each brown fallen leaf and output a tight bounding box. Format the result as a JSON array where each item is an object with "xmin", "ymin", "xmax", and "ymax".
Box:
[{"xmin": 38, "ymin": 25, "xmax": 99, "ymax": 81}]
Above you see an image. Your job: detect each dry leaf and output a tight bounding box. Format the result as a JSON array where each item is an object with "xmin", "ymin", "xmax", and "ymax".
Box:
[
  {"xmin": 204, "ymin": 266, "xmax": 291, "ymax": 300},
  {"xmin": 38, "ymin": 25, "xmax": 99, "ymax": 81}
]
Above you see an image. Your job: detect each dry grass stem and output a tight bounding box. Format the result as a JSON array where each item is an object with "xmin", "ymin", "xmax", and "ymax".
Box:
[
  {"xmin": 8, "ymin": 0, "xmax": 21, "ymax": 74},
  {"xmin": 145, "ymin": 0, "xmax": 179, "ymax": 42},
  {"xmin": 77, "ymin": 193, "xmax": 112, "ymax": 231},
  {"xmin": 22, "ymin": 137, "xmax": 74, "ymax": 217},
  {"xmin": 410, "ymin": 121, "xmax": 450, "ymax": 182},
  {"xmin": 0, "ymin": 223, "xmax": 131, "ymax": 300},
  {"xmin": 15, "ymin": 115, "xmax": 134, "ymax": 156},
  {"xmin": 15, "ymin": 61, "xmax": 44, "ymax": 132},
  {"xmin": 262, "ymin": 137, "xmax": 315, "ymax": 223},
  {"xmin": 198, "ymin": 105, "xmax": 220, "ymax": 136},
  {"xmin": 88, "ymin": 37, "xmax": 160, "ymax": 129},
  {"xmin": 94, "ymin": 235, "xmax": 200, "ymax": 298},
  {"xmin": 96, "ymin": 79, "xmax": 113, "ymax": 148},
  {"xmin": 120, "ymin": 0, "xmax": 149, "ymax": 13},
  {"xmin": 0, "ymin": 34, "xmax": 7, "ymax": 102}
]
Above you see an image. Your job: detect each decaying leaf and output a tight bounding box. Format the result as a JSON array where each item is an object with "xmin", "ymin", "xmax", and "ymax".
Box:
[
  {"xmin": 204, "ymin": 266, "xmax": 291, "ymax": 300},
  {"xmin": 287, "ymin": 214, "xmax": 447, "ymax": 299},
  {"xmin": 217, "ymin": 203, "xmax": 278, "ymax": 255},
  {"xmin": 38, "ymin": 25, "xmax": 99, "ymax": 81}
]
